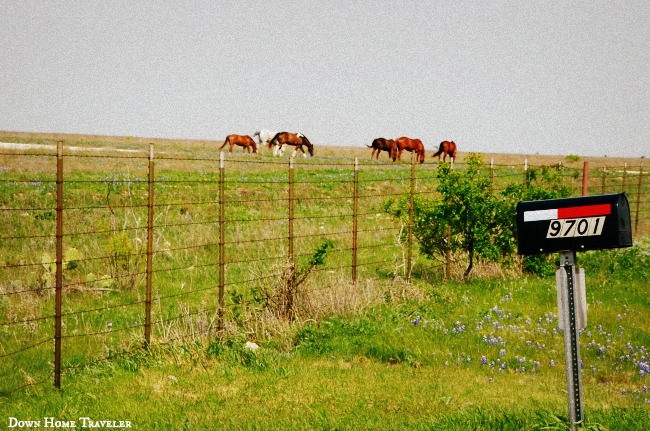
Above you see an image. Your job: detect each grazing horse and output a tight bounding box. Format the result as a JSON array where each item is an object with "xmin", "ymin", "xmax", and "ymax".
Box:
[
  {"xmin": 219, "ymin": 134, "xmax": 257, "ymax": 153},
  {"xmin": 433, "ymin": 141, "xmax": 457, "ymax": 163},
  {"xmin": 253, "ymin": 129, "xmax": 284, "ymax": 155},
  {"xmin": 368, "ymin": 138, "xmax": 397, "ymax": 161},
  {"xmin": 270, "ymin": 132, "xmax": 314, "ymax": 158},
  {"xmin": 395, "ymin": 137, "xmax": 425, "ymax": 163}
]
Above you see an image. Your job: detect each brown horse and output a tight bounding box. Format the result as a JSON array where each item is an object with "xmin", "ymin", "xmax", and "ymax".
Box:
[
  {"xmin": 433, "ymin": 141, "xmax": 457, "ymax": 162},
  {"xmin": 219, "ymin": 134, "xmax": 257, "ymax": 153},
  {"xmin": 368, "ymin": 138, "xmax": 397, "ymax": 161},
  {"xmin": 395, "ymin": 137, "xmax": 425, "ymax": 163},
  {"xmin": 270, "ymin": 132, "xmax": 314, "ymax": 157}
]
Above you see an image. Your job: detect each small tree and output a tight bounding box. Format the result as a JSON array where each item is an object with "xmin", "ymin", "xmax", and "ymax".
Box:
[{"xmin": 386, "ymin": 155, "xmax": 571, "ymax": 280}]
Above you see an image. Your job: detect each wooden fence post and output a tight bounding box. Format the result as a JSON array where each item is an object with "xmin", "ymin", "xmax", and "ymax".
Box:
[
  {"xmin": 524, "ymin": 159, "xmax": 529, "ymax": 185},
  {"xmin": 218, "ymin": 151, "xmax": 225, "ymax": 336},
  {"xmin": 407, "ymin": 152, "xmax": 415, "ymax": 282},
  {"xmin": 635, "ymin": 164, "xmax": 643, "ymax": 235},
  {"xmin": 601, "ymin": 167, "xmax": 606, "ymax": 194},
  {"xmin": 286, "ymin": 157, "xmax": 296, "ymax": 320},
  {"xmin": 490, "ymin": 158, "xmax": 494, "ymax": 191},
  {"xmin": 352, "ymin": 158, "xmax": 359, "ymax": 288},
  {"xmin": 445, "ymin": 225, "xmax": 451, "ymax": 281},
  {"xmin": 144, "ymin": 144, "xmax": 154, "ymax": 346},
  {"xmin": 54, "ymin": 141, "xmax": 63, "ymax": 389}
]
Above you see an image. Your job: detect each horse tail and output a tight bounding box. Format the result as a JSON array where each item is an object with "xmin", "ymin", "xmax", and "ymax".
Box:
[
  {"xmin": 432, "ymin": 142, "xmax": 444, "ymax": 158},
  {"xmin": 219, "ymin": 136, "xmax": 230, "ymax": 150}
]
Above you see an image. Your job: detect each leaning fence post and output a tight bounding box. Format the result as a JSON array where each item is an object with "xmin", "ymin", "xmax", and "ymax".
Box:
[
  {"xmin": 54, "ymin": 141, "xmax": 63, "ymax": 389},
  {"xmin": 218, "ymin": 151, "xmax": 225, "ymax": 335},
  {"xmin": 144, "ymin": 144, "xmax": 154, "ymax": 346},
  {"xmin": 352, "ymin": 158, "xmax": 359, "ymax": 288}
]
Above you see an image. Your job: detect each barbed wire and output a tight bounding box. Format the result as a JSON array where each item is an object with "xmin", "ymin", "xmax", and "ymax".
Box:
[{"xmin": 1, "ymin": 149, "xmax": 648, "ymax": 394}]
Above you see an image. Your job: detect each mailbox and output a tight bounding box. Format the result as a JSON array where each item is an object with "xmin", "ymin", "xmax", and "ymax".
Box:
[{"xmin": 516, "ymin": 193, "xmax": 632, "ymax": 255}]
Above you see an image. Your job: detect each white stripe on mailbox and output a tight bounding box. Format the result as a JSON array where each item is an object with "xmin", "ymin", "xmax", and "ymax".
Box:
[{"xmin": 523, "ymin": 209, "xmax": 558, "ymax": 222}]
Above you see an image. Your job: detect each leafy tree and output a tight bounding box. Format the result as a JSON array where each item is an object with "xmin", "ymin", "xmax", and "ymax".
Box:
[{"xmin": 385, "ymin": 156, "xmax": 572, "ymax": 280}]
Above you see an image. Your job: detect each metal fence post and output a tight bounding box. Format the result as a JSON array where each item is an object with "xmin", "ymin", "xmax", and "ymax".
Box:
[
  {"xmin": 352, "ymin": 158, "xmax": 359, "ymax": 288},
  {"xmin": 218, "ymin": 151, "xmax": 225, "ymax": 335},
  {"xmin": 287, "ymin": 157, "xmax": 295, "ymax": 320},
  {"xmin": 54, "ymin": 141, "xmax": 63, "ymax": 389},
  {"xmin": 144, "ymin": 144, "xmax": 154, "ymax": 346},
  {"xmin": 407, "ymin": 152, "xmax": 415, "ymax": 282}
]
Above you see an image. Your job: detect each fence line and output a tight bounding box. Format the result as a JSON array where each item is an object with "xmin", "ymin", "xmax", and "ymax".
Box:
[{"xmin": 0, "ymin": 144, "xmax": 648, "ymax": 393}]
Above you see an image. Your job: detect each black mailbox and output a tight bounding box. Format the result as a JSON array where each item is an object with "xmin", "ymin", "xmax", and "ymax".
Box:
[{"xmin": 516, "ymin": 193, "xmax": 632, "ymax": 255}]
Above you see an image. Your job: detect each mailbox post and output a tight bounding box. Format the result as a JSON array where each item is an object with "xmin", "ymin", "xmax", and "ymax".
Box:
[{"xmin": 516, "ymin": 193, "xmax": 632, "ymax": 430}]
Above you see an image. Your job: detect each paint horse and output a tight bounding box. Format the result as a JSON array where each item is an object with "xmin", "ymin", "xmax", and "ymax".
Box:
[
  {"xmin": 433, "ymin": 141, "xmax": 457, "ymax": 163},
  {"xmin": 368, "ymin": 138, "xmax": 397, "ymax": 161},
  {"xmin": 395, "ymin": 137, "xmax": 425, "ymax": 163},
  {"xmin": 219, "ymin": 134, "xmax": 257, "ymax": 153},
  {"xmin": 253, "ymin": 129, "xmax": 284, "ymax": 156},
  {"xmin": 270, "ymin": 132, "xmax": 314, "ymax": 158}
]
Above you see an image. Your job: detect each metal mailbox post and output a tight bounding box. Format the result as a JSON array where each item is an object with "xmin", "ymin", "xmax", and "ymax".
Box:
[{"xmin": 516, "ymin": 193, "xmax": 632, "ymax": 430}]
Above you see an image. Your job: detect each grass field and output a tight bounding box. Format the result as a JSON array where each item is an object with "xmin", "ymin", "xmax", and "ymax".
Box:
[{"xmin": 1, "ymin": 132, "xmax": 648, "ymax": 430}]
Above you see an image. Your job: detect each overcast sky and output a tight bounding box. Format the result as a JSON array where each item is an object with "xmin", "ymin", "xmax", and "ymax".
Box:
[{"xmin": 1, "ymin": 1, "xmax": 648, "ymax": 157}]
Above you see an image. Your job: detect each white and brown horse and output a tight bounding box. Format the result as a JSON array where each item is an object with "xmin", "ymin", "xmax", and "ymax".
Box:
[
  {"xmin": 270, "ymin": 132, "xmax": 314, "ymax": 158},
  {"xmin": 253, "ymin": 129, "xmax": 284, "ymax": 155}
]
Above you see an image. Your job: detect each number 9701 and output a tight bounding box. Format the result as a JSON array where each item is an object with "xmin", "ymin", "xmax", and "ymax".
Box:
[{"xmin": 546, "ymin": 216, "xmax": 606, "ymax": 238}]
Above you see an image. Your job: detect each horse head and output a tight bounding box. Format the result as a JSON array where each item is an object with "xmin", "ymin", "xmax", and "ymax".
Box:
[{"xmin": 300, "ymin": 135, "xmax": 314, "ymax": 156}]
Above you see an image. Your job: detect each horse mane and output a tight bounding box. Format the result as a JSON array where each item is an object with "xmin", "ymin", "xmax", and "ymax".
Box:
[{"xmin": 270, "ymin": 132, "xmax": 283, "ymax": 145}]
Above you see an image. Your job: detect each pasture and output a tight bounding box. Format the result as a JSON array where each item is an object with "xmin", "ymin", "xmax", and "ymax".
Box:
[{"xmin": 1, "ymin": 132, "xmax": 649, "ymax": 429}]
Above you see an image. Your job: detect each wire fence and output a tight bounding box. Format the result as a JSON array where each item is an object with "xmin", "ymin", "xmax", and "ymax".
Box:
[{"xmin": 1, "ymin": 142, "xmax": 648, "ymax": 394}]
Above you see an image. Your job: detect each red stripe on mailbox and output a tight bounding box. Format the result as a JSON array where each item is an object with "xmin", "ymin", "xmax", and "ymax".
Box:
[{"xmin": 557, "ymin": 203, "xmax": 611, "ymax": 219}]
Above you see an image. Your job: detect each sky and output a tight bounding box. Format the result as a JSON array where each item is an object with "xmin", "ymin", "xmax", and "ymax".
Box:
[{"xmin": 1, "ymin": 1, "xmax": 648, "ymax": 157}]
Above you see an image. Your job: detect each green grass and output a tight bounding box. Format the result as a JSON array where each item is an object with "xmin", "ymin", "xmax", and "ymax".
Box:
[
  {"xmin": 2, "ymin": 248, "xmax": 649, "ymax": 429},
  {"xmin": 1, "ymin": 137, "xmax": 649, "ymax": 429}
]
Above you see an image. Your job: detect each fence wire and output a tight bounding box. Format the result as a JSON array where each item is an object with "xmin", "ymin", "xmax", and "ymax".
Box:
[{"xmin": 1, "ymin": 145, "xmax": 648, "ymax": 394}]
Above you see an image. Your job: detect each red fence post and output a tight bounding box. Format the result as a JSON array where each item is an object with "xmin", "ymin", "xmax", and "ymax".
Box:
[
  {"xmin": 144, "ymin": 144, "xmax": 154, "ymax": 346},
  {"xmin": 54, "ymin": 141, "xmax": 63, "ymax": 389},
  {"xmin": 582, "ymin": 161, "xmax": 589, "ymax": 196}
]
